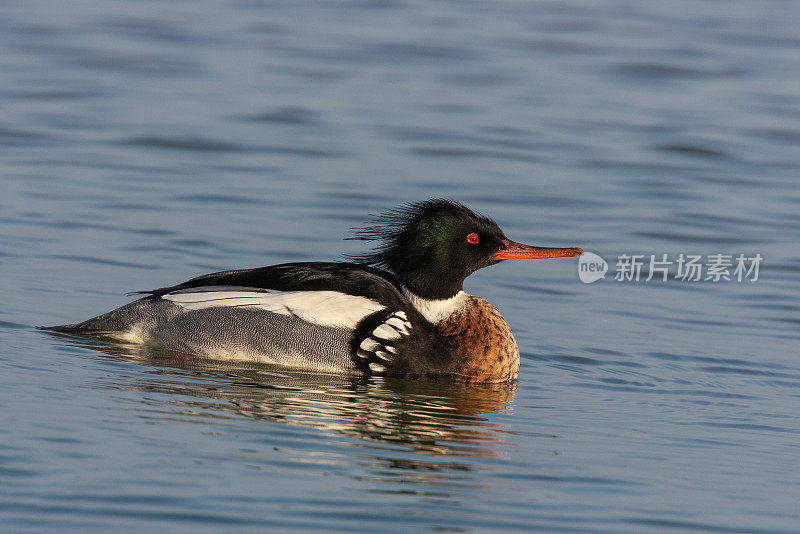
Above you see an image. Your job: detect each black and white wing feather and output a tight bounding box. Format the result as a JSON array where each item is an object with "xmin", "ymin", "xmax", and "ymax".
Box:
[
  {"xmin": 162, "ymin": 286, "xmax": 386, "ymax": 329},
  {"xmin": 143, "ymin": 262, "xmax": 405, "ymax": 304},
  {"xmin": 146, "ymin": 262, "xmax": 411, "ymax": 331},
  {"xmin": 354, "ymin": 310, "xmax": 412, "ymax": 375}
]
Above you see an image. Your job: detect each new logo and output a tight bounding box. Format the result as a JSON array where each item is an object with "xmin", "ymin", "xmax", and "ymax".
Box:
[{"xmin": 578, "ymin": 252, "xmax": 608, "ymax": 284}]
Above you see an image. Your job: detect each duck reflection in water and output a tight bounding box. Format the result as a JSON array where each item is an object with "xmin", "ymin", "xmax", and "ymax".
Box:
[{"xmin": 66, "ymin": 337, "xmax": 517, "ymax": 462}]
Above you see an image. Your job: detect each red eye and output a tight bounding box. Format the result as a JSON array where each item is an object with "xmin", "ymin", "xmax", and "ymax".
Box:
[{"xmin": 467, "ymin": 232, "xmax": 479, "ymax": 244}]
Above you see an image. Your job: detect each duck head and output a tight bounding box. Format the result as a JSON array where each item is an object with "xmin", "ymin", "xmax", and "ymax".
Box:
[{"xmin": 349, "ymin": 199, "xmax": 583, "ymax": 301}]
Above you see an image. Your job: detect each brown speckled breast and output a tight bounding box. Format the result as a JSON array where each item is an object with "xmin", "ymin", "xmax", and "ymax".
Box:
[{"xmin": 434, "ymin": 296, "xmax": 520, "ymax": 383}]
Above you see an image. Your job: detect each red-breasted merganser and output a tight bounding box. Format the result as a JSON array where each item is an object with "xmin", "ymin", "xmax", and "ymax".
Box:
[{"xmin": 46, "ymin": 199, "xmax": 582, "ymax": 382}]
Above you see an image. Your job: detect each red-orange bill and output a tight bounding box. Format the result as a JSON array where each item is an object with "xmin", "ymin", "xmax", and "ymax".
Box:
[{"xmin": 493, "ymin": 239, "xmax": 583, "ymax": 261}]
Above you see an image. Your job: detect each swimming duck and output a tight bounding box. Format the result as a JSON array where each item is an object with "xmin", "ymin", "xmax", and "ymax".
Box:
[{"xmin": 47, "ymin": 199, "xmax": 582, "ymax": 382}]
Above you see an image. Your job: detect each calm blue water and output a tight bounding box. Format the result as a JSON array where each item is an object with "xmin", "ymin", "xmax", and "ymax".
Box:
[{"xmin": 2, "ymin": 1, "xmax": 799, "ymax": 532}]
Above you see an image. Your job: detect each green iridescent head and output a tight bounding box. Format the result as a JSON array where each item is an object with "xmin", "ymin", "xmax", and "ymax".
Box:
[{"xmin": 348, "ymin": 199, "xmax": 508, "ymax": 300}]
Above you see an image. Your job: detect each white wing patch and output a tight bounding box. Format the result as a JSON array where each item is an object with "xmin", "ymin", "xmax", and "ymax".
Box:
[{"xmin": 162, "ymin": 286, "xmax": 385, "ymax": 329}]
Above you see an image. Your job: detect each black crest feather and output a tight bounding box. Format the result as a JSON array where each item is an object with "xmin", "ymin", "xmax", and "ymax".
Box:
[{"xmin": 345, "ymin": 198, "xmax": 490, "ymax": 268}]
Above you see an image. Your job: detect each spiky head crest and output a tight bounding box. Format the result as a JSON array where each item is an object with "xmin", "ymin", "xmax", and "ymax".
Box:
[{"xmin": 347, "ymin": 199, "xmax": 507, "ymax": 300}]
